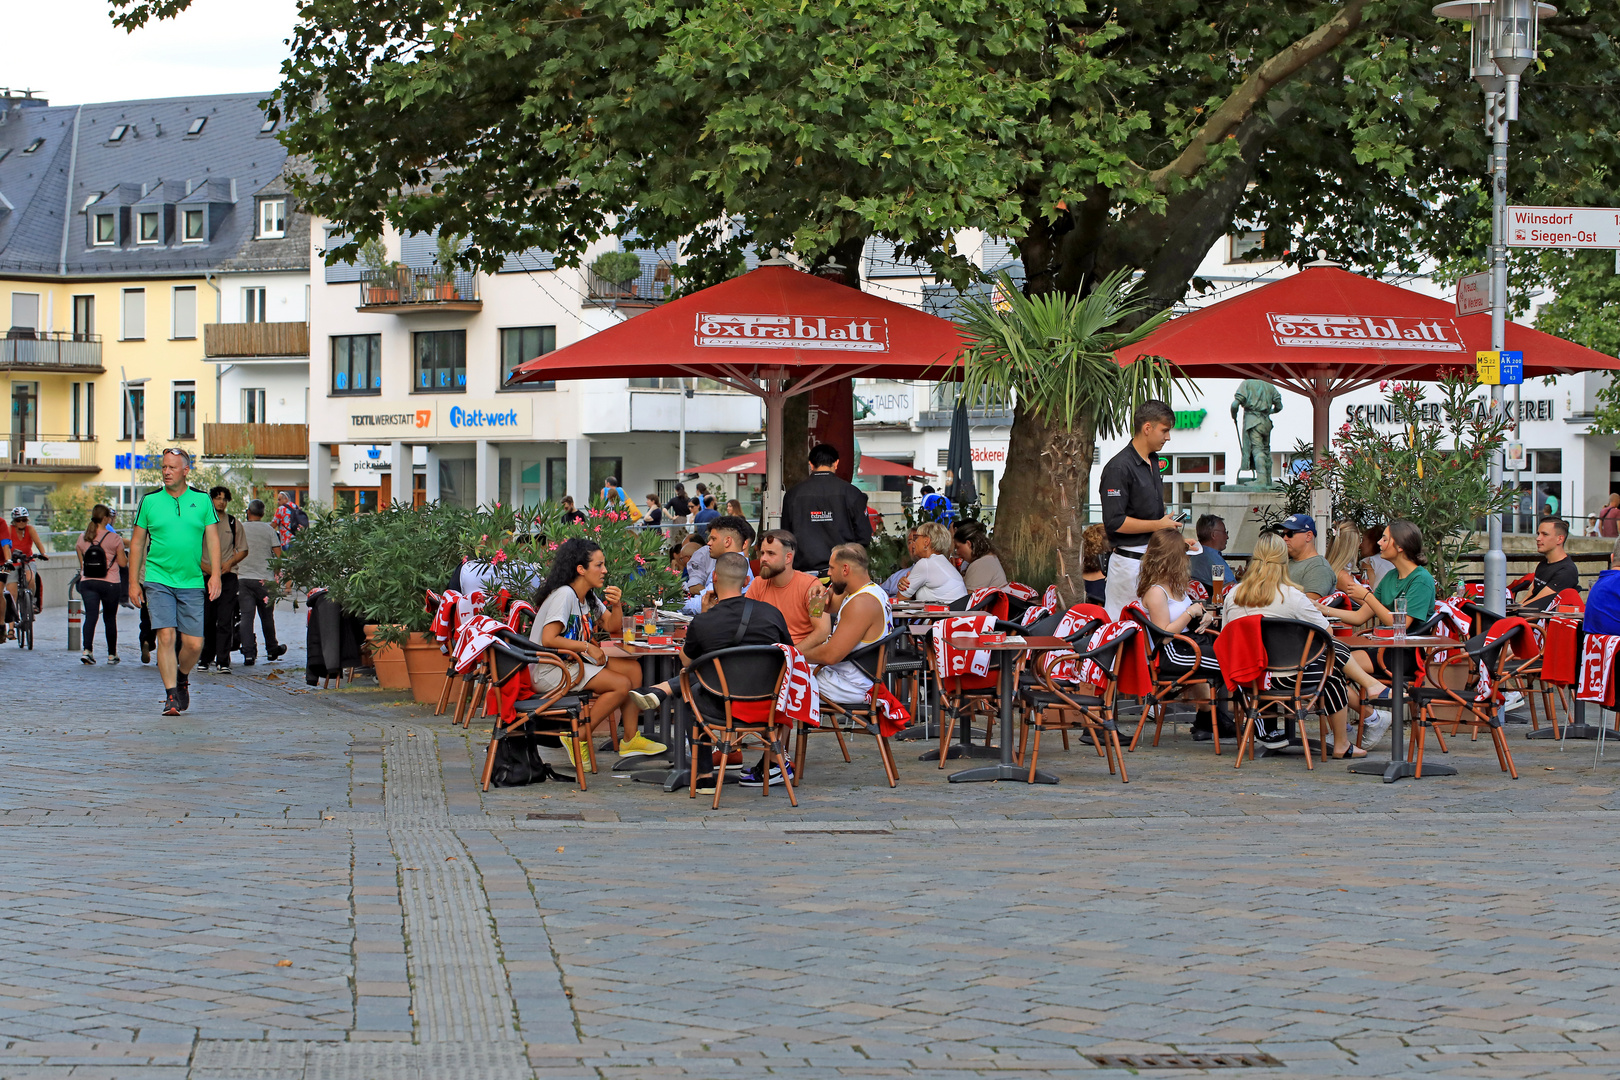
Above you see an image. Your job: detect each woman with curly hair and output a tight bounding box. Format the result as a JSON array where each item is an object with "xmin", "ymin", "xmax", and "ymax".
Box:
[
  {"xmin": 1136, "ymin": 528, "xmax": 1231, "ymax": 740},
  {"xmin": 1082, "ymin": 524, "xmax": 1108, "ymax": 606},
  {"xmin": 530, "ymin": 537, "xmax": 664, "ymax": 767}
]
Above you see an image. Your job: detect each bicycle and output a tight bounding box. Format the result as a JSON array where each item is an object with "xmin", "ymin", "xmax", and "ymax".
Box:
[{"xmin": 6, "ymin": 554, "xmax": 39, "ymax": 651}]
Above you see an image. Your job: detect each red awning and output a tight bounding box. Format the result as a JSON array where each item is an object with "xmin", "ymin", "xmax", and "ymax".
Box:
[
  {"xmin": 684, "ymin": 453, "xmax": 766, "ymax": 476},
  {"xmin": 858, "ymin": 458, "xmax": 932, "ymax": 480},
  {"xmin": 1116, "ymin": 264, "xmax": 1620, "ymax": 450},
  {"xmin": 511, "ymin": 263, "xmax": 964, "ymax": 388}
]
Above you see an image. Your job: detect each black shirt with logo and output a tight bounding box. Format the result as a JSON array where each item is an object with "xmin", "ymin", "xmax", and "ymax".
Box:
[
  {"xmin": 1099, "ymin": 444, "xmax": 1165, "ymax": 550},
  {"xmin": 1527, "ymin": 556, "xmax": 1581, "ymax": 606},
  {"xmin": 780, "ymin": 471, "xmax": 872, "ymax": 570}
]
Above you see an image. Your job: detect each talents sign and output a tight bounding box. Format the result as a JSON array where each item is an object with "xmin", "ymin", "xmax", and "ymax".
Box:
[{"xmin": 1507, "ymin": 206, "xmax": 1620, "ymax": 249}]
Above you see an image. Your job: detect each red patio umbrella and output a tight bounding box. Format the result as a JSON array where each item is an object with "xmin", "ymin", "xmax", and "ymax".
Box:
[
  {"xmin": 510, "ymin": 262, "xmax": 964, "ymax": 517},
  {"xmin": 683, "ymin": 452, "xmax": 766, "ymax": 476},
  {"xmin": 857, "ymin": 457, "xmax": 933, "ymax": 480},
  {"xmin": 1116, "ymin": 264, "xmax": 1620, "ymax": 455}
]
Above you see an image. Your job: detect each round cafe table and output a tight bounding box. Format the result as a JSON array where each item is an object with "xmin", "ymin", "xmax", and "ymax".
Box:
[
  {"xmin": 946, "ymin": 634, "xmax": 1073, "ymax": 784},
  {"xmin": 1339, "ymin": 632, "xmax": 1457, "ymax": 783},
  {"xmin": 603, "ymin": 640, "xmax": 691, "ymax": 791}
]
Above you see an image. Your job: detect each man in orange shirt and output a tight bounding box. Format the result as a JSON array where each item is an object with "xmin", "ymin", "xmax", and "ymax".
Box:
[{"xmin": 746, "ymin": 530, "xmax": 829, "ymax": 649}]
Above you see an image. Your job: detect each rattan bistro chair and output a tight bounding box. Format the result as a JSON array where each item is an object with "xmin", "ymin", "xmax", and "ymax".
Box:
[
  {"xmin": 1407, "ymin": 626, "xmax": 1523, "ymax": 780},
  {"xmin": 1231, "ymin": 617, "xmax": 1338, "ymax": 770},
  {"xmin": 798, "ymin": 626, "xmax": 907, "ymax": 787},
  {"xmin": 1122, "ymin": 605, "xmax": 1224, "ymax": 753},
  {"xmin": 1017, "ymin": 624, "xmax": 1139, "ymax": 784},
  {"xmin": 477, "ymin": 642, "xmax": 594, "ymax": 791},
  {"xmin": 679, "ymin": 645, "xmax": 796, "ymax": 809}
]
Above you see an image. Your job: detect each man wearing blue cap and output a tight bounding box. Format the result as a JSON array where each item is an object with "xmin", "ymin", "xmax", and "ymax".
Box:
[{"xmin": 1275, "ymin": 513, "xmax": 1337, "ymax": 600}]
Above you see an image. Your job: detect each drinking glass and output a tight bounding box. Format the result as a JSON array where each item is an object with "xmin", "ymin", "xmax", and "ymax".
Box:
[
  {"xmin": 1393, "ymin": 594, "xmax": 1407, "ymax": 644},
  {"xmin": 1211, "ymin": 563, "xmax": 1226, "ymax": 600}
]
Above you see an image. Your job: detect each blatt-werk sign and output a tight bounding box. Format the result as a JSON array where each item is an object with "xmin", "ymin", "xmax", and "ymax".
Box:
[
  {"xmin": 1268, "ymin": 313, "xmax": 1465, "ymax": 352},
  {"xmin": 1345, "ymin": 398, "xmax": 1555, "ymax": 424},
  {"xmin": 695, "ymin": 313, "xmax": 889, "ymax": 352}
]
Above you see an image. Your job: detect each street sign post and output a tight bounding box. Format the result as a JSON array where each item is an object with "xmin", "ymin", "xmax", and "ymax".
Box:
[
  {"xmin": 1455, "ymin": 271, "xmax": 1491, "ymax": 316},
  {"xmin": 1507, "ymin": 206, "xmax": 1620, "ymax": 249}
]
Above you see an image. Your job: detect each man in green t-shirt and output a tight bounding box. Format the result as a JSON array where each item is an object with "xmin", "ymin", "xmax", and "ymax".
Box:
[{"xmin": 128, "ymin": 449, "xmax": 222, "ymax": 715}]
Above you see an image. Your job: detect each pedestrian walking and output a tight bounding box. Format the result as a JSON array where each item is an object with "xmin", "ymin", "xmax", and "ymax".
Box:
[
  {"xmin": 74, "ymin": 503, "xmax": 126, "ymax": 664},
  {"xmin": 668, "ymin": 483, "xmax": 691, "ymax": 523},
  {"xmin": 1100, "ymin": 400, "xmax": 1182, "ymax": 618},
  {"xmin": 127, "ymin": 449, "xmax": 222, "ymax": 715},
  {"xmin": 237, "ymin": 499, "xmax": 287, "ymax": 666},
  {"xmin": 199, "ymin": 486, "xmax": 248, "ymax": 673},
  {"xmin": 780, "ymin": 443, "xmax": 872, "ymax": 575}
]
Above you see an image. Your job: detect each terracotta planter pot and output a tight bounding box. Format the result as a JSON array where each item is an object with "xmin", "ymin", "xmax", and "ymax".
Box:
[
  {"xmin": 402, "ymin": 633, "xmax": 450, "ymax": 704},
  {"xmin": 366, "ymin": 287, "xmax": 399, "ymax": 305},
  {"xmin": 365, "ymin": 626, "xmax": 412, "ymax": 690}
]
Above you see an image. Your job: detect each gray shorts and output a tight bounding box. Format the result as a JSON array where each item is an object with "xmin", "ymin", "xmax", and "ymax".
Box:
[{"xmin": 145, "ymin": 581, "xmax": 205, "ymax": 637}]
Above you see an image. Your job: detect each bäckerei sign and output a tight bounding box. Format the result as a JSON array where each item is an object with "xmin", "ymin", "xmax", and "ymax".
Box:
[
  {"xmin": 1267, "ymin": 313, "xmax": 1465, "ymax": 352},
  {"xmin": 695, "ymin": 313, "xmax": 889, "ymax": 352}
]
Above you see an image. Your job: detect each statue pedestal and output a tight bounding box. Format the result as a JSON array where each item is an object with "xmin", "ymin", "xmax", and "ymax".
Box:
[{"xmin": 1190, "ymin": 489, "xmax": 1287, "ymax": 556}]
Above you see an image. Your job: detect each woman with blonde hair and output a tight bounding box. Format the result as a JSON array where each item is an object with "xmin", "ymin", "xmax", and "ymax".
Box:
[
  {"xmin": 1324, "ymin": 520, "xmax": 1362, "ymax": 578},
  {"xmin": 1224, "ymin": 532, "xmax": 1384, "ymax": 757}
]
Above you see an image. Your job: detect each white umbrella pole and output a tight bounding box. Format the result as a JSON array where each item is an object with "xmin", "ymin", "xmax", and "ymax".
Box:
[{"xmin": 765, "ymin": 386, "xmax": 785, "ymax": 529}]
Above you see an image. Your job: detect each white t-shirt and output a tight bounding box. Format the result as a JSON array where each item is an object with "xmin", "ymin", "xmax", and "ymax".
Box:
[
  {"xmin": 235, "ymin": 521, "xmax": 279, "ymax": 581},
  {"xmin": 1223, "ymin": 584, "xmax": 1330, "ymax": 631},
  {"xmin": 901, "ymin": 553, "xmax": 968, "ymax": 604}
]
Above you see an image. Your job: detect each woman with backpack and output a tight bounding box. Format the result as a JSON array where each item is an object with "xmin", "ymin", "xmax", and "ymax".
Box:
[{"xmin": 76, "ymin": 503, "xmax": 127, "ymax": 665}]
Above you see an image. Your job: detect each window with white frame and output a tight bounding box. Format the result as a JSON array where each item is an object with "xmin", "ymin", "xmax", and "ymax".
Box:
[
  {"xmin": 137, "ymin": 210, "xmax": 161, "ymax": 244},
  {"xmin": 123, "ymin": 387, "xmax": 145, "ymax": 441},
  {"xmin": 172, "ymin": 382, "xmax": 197, "ymax": 440},
  {"xmin": 244, "ymin": 388, "xmax": 266, "ymax": 424},
  {"xmin": 1227, "ymin": 231, "xmax": 1266, "ymax": 262},
  {"xmin": 243, "ymin": 287, "xmax": 267, "ymax": 323},
  {"xmin": 92, "ymin": 212, "xmax": 117, "ymax": 246},
  {"xmin": 182, "ymin": 208, "xmax": 206, "ymax": 242},
  {"xmin": 121, "ymin": 289, "xmax": 145, "ymax": 340},
  {"xmin": 257, "ymin": 198, "xmax": 287, "ymax": 239},
  {"xmin": 171, "ymin": 287, "xmax": 197, "ymax": 340},
  {"xmin": 9, "ymin": 292, "xmax": 40, "ymax": 332}
]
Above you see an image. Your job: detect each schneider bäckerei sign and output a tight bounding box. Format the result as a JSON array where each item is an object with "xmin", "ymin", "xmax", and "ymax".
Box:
[
  {"xmin": 1267, "ymin": 313, "xmax": 1466, "ymax": 352},
  {"xmin": 695, "ymin": 313, "xmax": 889, "ymax": 352}
]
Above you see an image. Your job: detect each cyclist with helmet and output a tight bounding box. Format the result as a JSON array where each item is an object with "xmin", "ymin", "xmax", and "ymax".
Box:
[{"xmin": 4, "ymin": 508, "xmax": 48, "ymax": 639}]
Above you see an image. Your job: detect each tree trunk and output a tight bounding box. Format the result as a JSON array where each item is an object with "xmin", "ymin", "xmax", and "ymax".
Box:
[{"xmin": 782, "ymin": 393, "xmax": 809, "ymax": 491}]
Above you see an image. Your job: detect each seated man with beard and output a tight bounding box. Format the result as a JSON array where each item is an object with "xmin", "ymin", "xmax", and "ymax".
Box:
[{"xmin": 802, "ymin": 544, "xmax": 891, "ymax": 705}]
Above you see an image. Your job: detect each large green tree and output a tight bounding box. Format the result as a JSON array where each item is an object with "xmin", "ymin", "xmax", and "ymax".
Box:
[{"xmin": 115, "ymin": 0, "xmax": 1620, "ymax": 581}]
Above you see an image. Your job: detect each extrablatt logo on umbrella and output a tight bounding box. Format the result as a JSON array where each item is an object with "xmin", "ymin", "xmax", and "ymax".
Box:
[
  {"xmin": 1267, "ymin": 313, "xmax": 1465, "ymax": 352},
  {"xmin": 695, "ymin": 313, "xmax": 890, "ymax": 352}
]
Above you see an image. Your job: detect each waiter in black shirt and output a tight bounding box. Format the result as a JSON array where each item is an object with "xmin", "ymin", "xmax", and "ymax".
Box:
[
  {"xmin": 780, "ymin": 443, "xmax": 872, "ymax": 575},
  {"xmin": 1100, "ymin": 400, "xmax": 1183, "ymax": 617}
]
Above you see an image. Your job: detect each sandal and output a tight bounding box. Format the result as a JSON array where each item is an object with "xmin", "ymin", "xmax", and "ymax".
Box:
[
  {"xmin": 1366, "ymin": 687, "xmax": 1391, "ymax": 704},
  {"xmin": 1332, "ymin": 744, "xmax": 1368, "ymax": 760}
]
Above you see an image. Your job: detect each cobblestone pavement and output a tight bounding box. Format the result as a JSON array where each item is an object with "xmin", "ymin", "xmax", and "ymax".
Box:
[{"xmin": 2, "ymin": 606, "xmax": 1619, "ymax": 1077}]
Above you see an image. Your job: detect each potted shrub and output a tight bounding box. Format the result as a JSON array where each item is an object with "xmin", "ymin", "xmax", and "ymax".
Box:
[
  {"xmin": 433, "ymin": 233, "xmax": 463, "ymax": 301},
  {"xmin": 590, "ymin": 250, "xmax": 642, "ymax": 299},
  {"xmin": 360, "ymin": 238, "xmax": 398, "ymax": 304}
]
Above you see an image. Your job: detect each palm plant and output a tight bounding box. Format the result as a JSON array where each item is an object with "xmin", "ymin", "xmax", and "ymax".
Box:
[{"xmin": 956, "ymin": 270, "xmax": 1185, "ymax": 602}]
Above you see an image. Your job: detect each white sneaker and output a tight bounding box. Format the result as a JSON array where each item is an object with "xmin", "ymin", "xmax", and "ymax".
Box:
[
  {"xmin": 1362, "ymin": 710, "xmax": 1393, "ymax": 751},
  {"xmin": 1500, "ymin": 691, "xmax": 1526, "ymax": 715}
]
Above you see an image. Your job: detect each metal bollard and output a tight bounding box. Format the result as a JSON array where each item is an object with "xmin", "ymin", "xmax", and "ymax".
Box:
[{"xmin": 67, "ymin": 598, "xmax": 82, "ymax": 652}]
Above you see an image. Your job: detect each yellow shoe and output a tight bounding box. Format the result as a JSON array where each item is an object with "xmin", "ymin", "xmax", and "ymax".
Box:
[{"xmin": 617, "ymin": 733, "xmax": 668, "ymax": 758}]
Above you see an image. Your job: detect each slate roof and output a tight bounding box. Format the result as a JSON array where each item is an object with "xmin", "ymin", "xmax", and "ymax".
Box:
[{"xmin": 0, "ymin": 92, "xmax": 295, "ymax": 278}]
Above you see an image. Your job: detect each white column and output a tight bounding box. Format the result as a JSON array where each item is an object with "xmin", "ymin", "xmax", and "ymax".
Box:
[
  {"xmin": 424, "ymin": 447, "xmax": 441, "ymax": 503},
  {"xmin": 508, "ymin": 454, "xmax": 523, "ymax": 507},
  {"xmin": 309, "ymin": 441, "xmax": 333, "ymax": 507},
  {"xmin": 764, "ymin": 389, "xmax": 784, "ymax": 528},
  {"xmin": 474, "ymin": 439, "xmax": 498, "ymax": 508},
  {"xmin": 390, "ymin": 440, "xmax": 409, "ymax": 508},
  {"xmin": 566, "ymin": 437, "xmax": 590, "ymax": 504}
]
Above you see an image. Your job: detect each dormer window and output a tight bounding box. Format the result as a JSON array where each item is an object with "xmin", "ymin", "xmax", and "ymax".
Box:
[
  {"xmin": 137, "ymin": 210, "xmax": 161, "ymax": 244},
  {"xmin": 259, "ymin": 117, "xmax": 278, "ymax": 134},
  {"xmin": 257, "ymin": 197, "xmax": 286, "ymax": 239},
  {"xmin": 182, "ymin": 208, "xmax": 205, "ymax": 242},
  {"xmin": 186, "ymin": 117, "xmax": 206, "ymax": 136},
  {"xmin": 22, "ymin": 138, "xmax": 43, "ymax": 154},
  {"xmin": 108, "ymin": 125, "xmax": 128, "ymax": 143},
  {"xmin": 93, "ymin": 213, "xmax": 117, "ymax": 246}
]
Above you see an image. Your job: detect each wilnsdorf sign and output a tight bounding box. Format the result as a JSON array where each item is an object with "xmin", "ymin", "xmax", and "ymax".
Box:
[
  {"xmin": 695, "ymin": 312, "xmax": 889, "ymax": 352},
  {"xmin": 1267, "ymin": 313, "xmax": 1466, "ymax": 352}
]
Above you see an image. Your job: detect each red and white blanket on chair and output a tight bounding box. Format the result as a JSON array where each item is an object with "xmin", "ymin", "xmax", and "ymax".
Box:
[
  {"xmin": 931, "ymin": 615, "xmax": 996, "ymax": 681},
  {"xmin": 452, "ymin": 614, "xmax": 505, "ymax": 673},
  {"xmin": 429, "ymin": 588, "xmax": 489, "ymax": 647},
  {"xmin": 1578, "ymin": 633, "xmax": 1620, "ymax": 706},
  {"xmin": 772, "ymin": 644, "xmax": 821, "ymax": 728}
]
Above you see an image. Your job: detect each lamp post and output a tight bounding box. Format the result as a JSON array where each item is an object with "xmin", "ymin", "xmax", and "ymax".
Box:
[{"xmin": 1433, "ymin": 0, "xmax": 1554, "ymax": 609}]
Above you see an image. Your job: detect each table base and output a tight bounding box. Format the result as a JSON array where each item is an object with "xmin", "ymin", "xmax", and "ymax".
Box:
[
  {"xmin": 948, "ymin": 763, "xmax": 1059, "ymax": 784},
  {"xmin": 1527, "ymin": 725, "xmax": 1614, "ymax": 741},
  {"xmin": 892, "ymin": 721, "xmax": 940, "ymax": 741},
  {"xmin": 1346, "ymin": 759, "xmax": 1457, "ymax": 782},
  {"xmin": 924, "ymin": 743, "xmax": 1000, "ymax": 762}
]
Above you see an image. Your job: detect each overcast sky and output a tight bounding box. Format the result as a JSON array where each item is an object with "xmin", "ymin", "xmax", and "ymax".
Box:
[{"xmin": 6, "ymin": 0, "xmax": 298, "ymax": 106}]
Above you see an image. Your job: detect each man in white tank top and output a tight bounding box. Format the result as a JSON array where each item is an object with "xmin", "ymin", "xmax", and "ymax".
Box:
[{"xmin": 803, "ymin": 543, "xmax": 891, "ymax": 705}]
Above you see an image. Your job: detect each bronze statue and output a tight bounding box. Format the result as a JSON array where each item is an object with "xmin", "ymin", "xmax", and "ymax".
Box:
[{"xmin": 1230, "ymin": 379, "xmax": 1284, "ymax": 489}]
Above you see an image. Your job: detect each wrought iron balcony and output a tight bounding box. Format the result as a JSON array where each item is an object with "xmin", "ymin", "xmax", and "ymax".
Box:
[
  {"xmin": 358, "ymin": 269, "xmax": 482, "ymax": 313},
  {"xmin": 0, "ymin": 332, "xmax": 103, "ymax": 373}
]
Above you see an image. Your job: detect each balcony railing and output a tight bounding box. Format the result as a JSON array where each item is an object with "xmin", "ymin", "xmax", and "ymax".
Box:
[
  {"xmin": 357, "ymin": 269, "xmax": 481, "ymax": 311},
  {"xmin": 584, "ymin": 266, "xmax": 675, "ymax": 306},
  {"xmin": 204, "ymin": 321, "xmax": 310, "ymax": 359},
  {"xmin": 0, "ymin": 333, "xmax": 104, "ymax": 372},
  {"xmin": 0, "ymin": 434, "xmax": 99, "ymax": 471},
  {"xmin": 203, "ymin": 422, "xmax": 310, "ymax": 459}
]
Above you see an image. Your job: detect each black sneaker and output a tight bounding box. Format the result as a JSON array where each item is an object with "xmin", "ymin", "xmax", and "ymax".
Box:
[
  {"xmin": 176, "ymin": 677, "xmax": 190, "ymax": 712},
  {"xmin": 214, "ymin": 663, "xmax": 232, "ymax": 674},
  {"xmin": 243, "ymin": 657, "xmax": 256, "ymax": 666},
  {"xmin": 1192, "ymin": 727, "xmax": 1213, "ymax": 742},
  {"xmin": 738, "ymin": 761, "xmax": 794, "ymax": 788},
  {"xmin": 1254, "ymin": 724, "xmax": 1288, "ymax": 750},
  {"xmin": 269, "ymin": 644, "xmax": 288, "ymax": 661},
  {"xmin": 162, "ymin": 689, "xmax": 181, "ymax": 716}
]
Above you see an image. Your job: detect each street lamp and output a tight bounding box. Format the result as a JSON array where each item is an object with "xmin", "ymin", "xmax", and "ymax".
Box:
[{"xmin": 1433, "ymin": 0, "xmax": 1554, "ymax": 609}]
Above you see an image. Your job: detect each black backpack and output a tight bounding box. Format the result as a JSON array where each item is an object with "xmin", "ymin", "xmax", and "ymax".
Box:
[
  {"xmin": 287, "ymin": 503, "xmax": 309, "ymax": 537},
  {"xmin": 81, "ymin": 533, "xmax": 110, "ymax": 579}
]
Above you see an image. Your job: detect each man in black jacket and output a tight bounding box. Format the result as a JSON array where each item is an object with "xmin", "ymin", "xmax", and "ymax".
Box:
[{"xmin": 780, "ymin": 443, "xmax": 872, "ymax": 574}]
